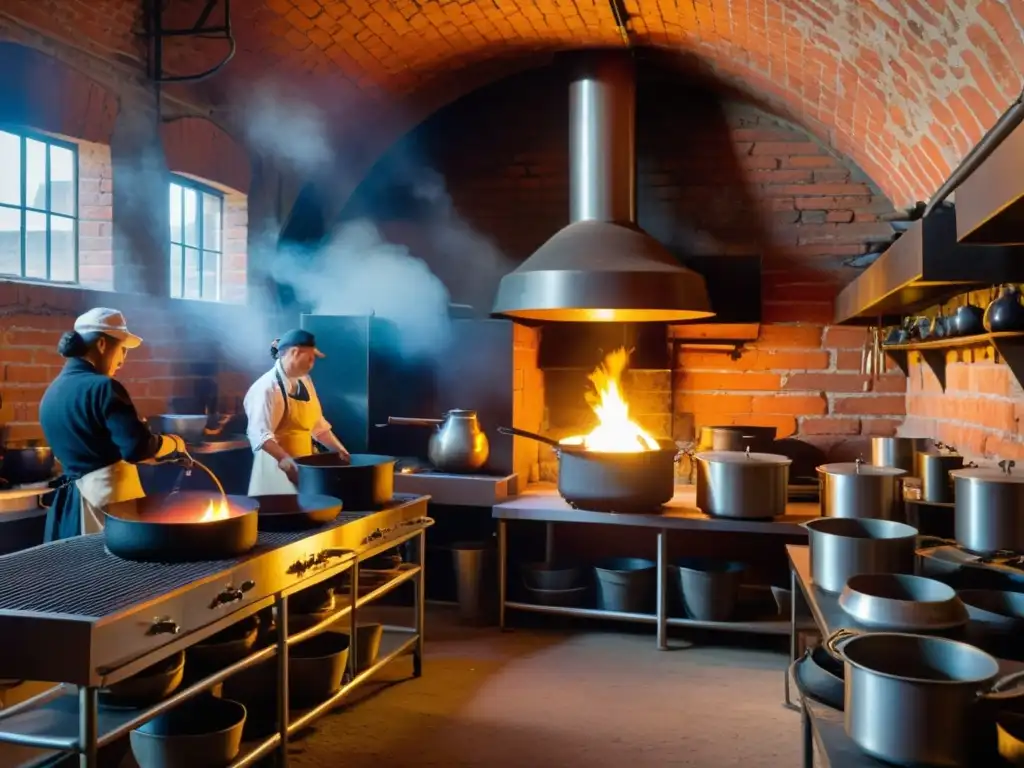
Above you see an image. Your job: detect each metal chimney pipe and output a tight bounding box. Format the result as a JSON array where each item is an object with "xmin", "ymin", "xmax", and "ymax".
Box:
[{"xmin": 570, "ymin": 53, "xmax": 636, "ymax": 224}]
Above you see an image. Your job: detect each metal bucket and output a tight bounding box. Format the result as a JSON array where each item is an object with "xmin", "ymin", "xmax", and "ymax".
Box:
[
  {"xmin": 593, "ymin": 558, "xmax": 656, "ymax": 613},
  {"xmin": 676, "ymin": 558, "xmax": 745, "ymax": 621},
  {"xmin": 451, "ymin": 542, "xmax": 495, "ymax": 624}
]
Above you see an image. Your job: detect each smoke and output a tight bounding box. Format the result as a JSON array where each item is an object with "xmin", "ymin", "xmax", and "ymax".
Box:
[
  {"xmin": 241, "ymin": 85, "xmax": 333, "ymax": 177},
  {"xmin": 265, "ymin": 218, "xmax": 452, "ymax": 359}
]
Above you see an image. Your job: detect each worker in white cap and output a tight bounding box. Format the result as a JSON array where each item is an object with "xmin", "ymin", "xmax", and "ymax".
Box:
[{"xmin": 38, "ymin": 308, "xmax": 188, "ymax": 541}]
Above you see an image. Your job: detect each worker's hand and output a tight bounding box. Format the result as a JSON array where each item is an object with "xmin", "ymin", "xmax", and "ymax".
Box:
[
  {"xmin": 336, "ymin": 446, "xmax": 351, "ymax": 464},
  {"xmin": 278, "ymin": 456, "xmax": 299, "ymax": 485},
  {"xmin": 168, "ymin": 434, "xmax": 187, "ymax": 455},
  {"xmin": 155, "ymin": 433, "xmax": 188, "ymax": 461}
]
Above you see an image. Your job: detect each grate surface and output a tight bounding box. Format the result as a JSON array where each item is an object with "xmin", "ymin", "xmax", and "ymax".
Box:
[{"xmin": 0, "ymin": 510, "xmax": 376, "ymax": 619}]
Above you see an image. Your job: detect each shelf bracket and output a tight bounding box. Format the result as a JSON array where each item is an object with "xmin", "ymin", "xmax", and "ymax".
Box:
[
  {"xmin": 885, "ymin": 349, "xmax": 910, "ymax": 378},
  {"xmin": 991, "ymin": 337, "xmax": 1024, "ymax": 390},
  {"xmin": 919, "ymin": 349, "xmax": 948, "ymax": 391}
]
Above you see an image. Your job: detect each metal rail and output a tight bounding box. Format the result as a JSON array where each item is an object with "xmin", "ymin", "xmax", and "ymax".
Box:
[{"xmin": 0, "ymin": 519, "xmax": 433, "ymax": 768}]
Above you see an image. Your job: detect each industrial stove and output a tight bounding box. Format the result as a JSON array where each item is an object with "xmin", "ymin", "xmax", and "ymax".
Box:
[
  {"xmin": 918, "ymin": 542, "xmax": 1024, "ymax": 591},
  {"xmin": 0, "ymin": 494, "xmax": 430, "ymax": 687}
]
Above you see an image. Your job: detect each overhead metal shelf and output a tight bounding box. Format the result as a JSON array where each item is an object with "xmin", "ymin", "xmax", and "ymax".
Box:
[
  {"xmin": 833, "ymin": 205, "xmax": 1024, "ymax": 326},
  {"xmin": 955, "ymin": 118, "xmax": 1024, "ymax": 245}
]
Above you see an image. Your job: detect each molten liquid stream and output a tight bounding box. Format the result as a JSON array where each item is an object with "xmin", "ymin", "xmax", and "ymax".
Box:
[
  {"xmin": 560, "ymin": 347, "xmax": 659, "ymax": 453},
  {"xmin": 200, "ymin": 497, "xmax": 232, "ymax": 522}
]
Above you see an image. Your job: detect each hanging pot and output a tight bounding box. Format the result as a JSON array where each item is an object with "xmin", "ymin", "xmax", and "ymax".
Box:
[
  {"xmin": 984, "ymin": 285, "xmax": 1024, "ymax": 333},
  {"xmin": 498, "ymin": 427, "xmax": 680, "ymax": 513}
]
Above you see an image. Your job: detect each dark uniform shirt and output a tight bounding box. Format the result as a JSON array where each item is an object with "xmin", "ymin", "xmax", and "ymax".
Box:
[{"xmin": 39, "ymin": 358, "xmax": 162, "ymax": 478}]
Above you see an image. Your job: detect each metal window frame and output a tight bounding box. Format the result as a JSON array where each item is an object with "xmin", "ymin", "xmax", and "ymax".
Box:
[
  {"xmin": 168, "ymin": 174, "xmax": 224, "ymax": 301},
  {"xmin": 0, "ymin": 125, "xmax": 80, "ymax": 284}
]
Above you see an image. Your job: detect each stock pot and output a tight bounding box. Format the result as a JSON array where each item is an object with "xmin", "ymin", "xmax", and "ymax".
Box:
[
  {"xmin": 694, "ymin": 450, "xmax": 790, "ymax": 519},
  {"xmin": 818, "ymin": 459, "xmax": 906, "ymax": 520},
  {"xmin": 951, "ymin": 461, "xmax": 1024, "ymax": 555},
  {"xmin": 805, "ymin": 517, "xmax": 917, "ymax": 594}
]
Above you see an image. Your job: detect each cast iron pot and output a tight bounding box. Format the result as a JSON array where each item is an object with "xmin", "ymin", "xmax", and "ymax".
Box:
[
  {"xmin": 295, "ymin": 454, "xmax": 395, "ymax": 510},
  {"xmin": 498, "ymin": 427, "xmax": 679, "ymax": 513},
  {"xmin": 805, "ymin": 517, "xmax": 918, "ymax": 594},
  {"xmin": 951, "ymin": 462, "xmax": 1024, "ymax": 554},
  {"xmin": 826, "ymin": 629, "xmax": 1024, "ymax": 767},
  {"xmin": 0, "ymin": 446, "xmax": 55, "ymax": 485},
  {"xmin": 250, "ymin": 493, "xmax": 342, "ymax": 531},
  {"xmin": 104, "ymin": 492, "xmax": 260, "ymax": 562}
]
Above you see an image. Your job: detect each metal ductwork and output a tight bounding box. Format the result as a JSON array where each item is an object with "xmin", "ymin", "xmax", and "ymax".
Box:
[{"xmin": 491, "ymin": 52, "xmax": 714, "ymax": 323}]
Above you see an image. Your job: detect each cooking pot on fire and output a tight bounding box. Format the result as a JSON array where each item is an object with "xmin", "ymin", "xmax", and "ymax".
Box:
[
  {"xmin": 498, "ymin": 427, "xmax": 679, "ymax": 514},
  {"xmin": 381, "ymin": 410, "xmax": 490, "ymax": 474}
]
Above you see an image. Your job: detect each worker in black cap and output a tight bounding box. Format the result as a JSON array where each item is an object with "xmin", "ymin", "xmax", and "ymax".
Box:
[{"xmin": 243, "ymin": 329, "xmax": 350, "ymax": 494}]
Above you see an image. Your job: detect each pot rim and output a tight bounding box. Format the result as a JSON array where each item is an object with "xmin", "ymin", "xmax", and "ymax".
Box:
[
  {"xmin": 803, "ymin": 516, "xmax": 918, "ymax": 538},
  {"xmin": 694, "ymin": 450, "xmax": 792, "ymax": 465},
  {"xmin": 818, "ymin": 462, "xmax": 906, "ymax": 477},
  {"xmin": 950, "ymin": 467, "xmax": 1024, "ymax": 483},
  {"xmin": 837, "ymin": 631, "xmax": 1000, "ymax": 686}
]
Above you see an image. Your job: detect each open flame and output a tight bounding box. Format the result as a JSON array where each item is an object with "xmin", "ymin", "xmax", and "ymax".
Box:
[
  {"xmin": 560, "ymin": 347, "xmax": 659, "ymax": 453},
  {"xmin": 200, "ymin": 497, "xmax": 232, "ymax": 522}
]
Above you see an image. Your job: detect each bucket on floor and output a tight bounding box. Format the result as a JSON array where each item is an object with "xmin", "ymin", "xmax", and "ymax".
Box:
[
  {"xmin": 593, "ymin": 558, "xmax": 656, "ymax": 614},
  {"xmin": 676, "ymin": 558, "xmax": 745, "ymax": 622},
  {"xmin": 451, "ymin": 541, "xmax": 496, "ymax": 624}
]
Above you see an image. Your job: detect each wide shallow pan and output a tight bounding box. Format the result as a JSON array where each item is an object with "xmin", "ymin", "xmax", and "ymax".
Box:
[
  {"xmin": 249, "ymin": 493, "xmax": 341, "ymax": 531},
  {"xmin": 105, "ymin": 492, "xmax": 259, "ymax": 562},
  {"xmin": 499, "ymin": 426, "xmax": 679, "ymax": 513},
  {"xmin": 838, "ymin": 573, "xmax": 969, "ymax": 631}
]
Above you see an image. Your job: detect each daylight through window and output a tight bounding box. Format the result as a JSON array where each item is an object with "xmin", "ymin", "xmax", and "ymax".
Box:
[
  {"xmin": 0, "ymin": 129, "xmax": 78, "ymax": 283},
  {"xmin": 169, "ymin": 177, "xmax": 223, "ymax": 301}
]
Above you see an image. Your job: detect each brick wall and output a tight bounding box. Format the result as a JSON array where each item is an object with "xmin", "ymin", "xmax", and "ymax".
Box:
[
  {"xmin": 347, "ymin": 64, "xmax": 908, "ymax": 476},
  {"xmin": 77, "ymin": 139, "xmax": 115, "ymax": 291},
  {"xmin": 903, "ymin": 288, "xmax": 1024, "ymax": 462}
]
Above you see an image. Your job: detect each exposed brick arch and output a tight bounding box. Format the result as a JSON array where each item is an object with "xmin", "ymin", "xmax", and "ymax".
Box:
[
  {"xmin": 0, "ymin": 42, "xmax": 118, "ymax": 143},
  {"xmin": 161, "ymin": 117, "xmax": 251, "ymax": 195}
]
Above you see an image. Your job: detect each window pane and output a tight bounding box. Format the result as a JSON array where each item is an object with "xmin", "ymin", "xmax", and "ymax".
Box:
[
  {"xmin": 25, "ymin": 139, "xmax": 46, "ymax": 210},
  {"xmin": 183, "ymin": 187, "xmax": 199, "ymax": 247},
  {"xmin": 169, "ymin": 183, "xmax": 182, "ymax": 243},
  {"xmin": 50, "ymin": 215, "xmax": 75, "ymax": 282},
  {"xmin": 184, "ymin": 247, "xmax": 200, "ymax": 299},
  {"xmin": 203, "ymin": 193, "xmax": 222, "ymax": 251},
  {"xmin": 49, "ymin": 145, "xmax": 75, "ymax": 216},
  {"xmin": 201, "ymin": 250, "xmax": 220, "ymax": 300},
  {"xmin": 25, "ymin": 210, "xmax": 46, "ymax": 279},
  {"xmin": 170, "ymin": 244, "xmax": 184, "ymax": 298},
  {"xmin": 0, "ymin": 132, "xmax": 21, "ymax": 206},
  {"xmin": 0, "ymin": 207, "xmax": 21, "ymax": 275}
]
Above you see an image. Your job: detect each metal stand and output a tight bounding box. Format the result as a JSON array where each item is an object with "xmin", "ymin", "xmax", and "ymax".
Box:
[
  {"xmin": 498, "ymin": 520, "xmax": 507, "ymax": 631},
  {"xmin": 348, "ymin": 559, "xmax": 359, "ymax": 681},
  {"xmin": 275, "ymin": 594, "xmax": 289, "ymax": 767},
  {"xmin": 78, "ymin": 686, "xmax": 97, "ymax": 768},
  {"xmin": 413, "ymin": 529, "xmax": 426, "ymax": 677},
  {"xmin": 656, "ymin": 529, "xmax": 668, "ymax": 651},
  {"xmin": 802, "ymin": 704, "xmax": 814, "ymax": 768}
]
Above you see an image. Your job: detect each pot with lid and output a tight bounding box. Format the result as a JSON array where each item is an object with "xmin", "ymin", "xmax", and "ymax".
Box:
[
  {"xmin": 695, "ymin": 448, "xmax": 791, "ymax": 519},
  {"xmin": 819, "ymin": 458, "xmax": 906, "ymax": 520},
  {"xmin": 915, "ymin": 443, "xmax": 965, "ymax": 503},
  {"xmin": 952, "ymin": 460, "xmax": 1024, "ymax": 555}
]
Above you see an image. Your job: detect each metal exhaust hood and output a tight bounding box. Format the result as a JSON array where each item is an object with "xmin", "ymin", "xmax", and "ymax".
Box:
[
  {"xmin": 491, "ymin": 52, "xmax": 714, "ymax": 323},
  {"xmin": 833, "ymin": 204, "xmax": 1024, "ymax": 325}
]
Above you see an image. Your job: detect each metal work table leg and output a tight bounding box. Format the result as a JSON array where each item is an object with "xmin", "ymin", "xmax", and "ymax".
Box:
[
  {"xmin": 544, "ymin": 522, "xmax": 555, "ymax": 562},
  {"xmin": 78, "ymin": 685, "xmax": 97, "ymax": 768},
  {"xmin": 802, "ymin": 703, "xmax": 814, "ymax": 768},
  {"xmin": 785, "ymin": 567, "xmax": 798, "ymax": 709},
  {"xmin": 413, "ymin": 529, "xmax": 426, "ymax": 677},
  {"xmin": 349, "ymin": 560, "xmax": 360, "ymax": 681},
  {"xmin": 656, "ymin": 529, "xmax": 668, "ymax": 651},
  {"xmin": 275, "ymin": 594, "xmax": 289, "ymax": 767},
  {"xmin": 498, "ymin": 520, "xmax": 507, "ymax": 631}
]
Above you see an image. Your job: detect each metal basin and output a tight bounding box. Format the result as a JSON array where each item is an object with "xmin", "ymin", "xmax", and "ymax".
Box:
[
  {"xmin": 839, "ymin": 573, "xmax": 968, "ymax": 631},
  {"xmin": 130, "ymin": 695, "xmax": 246, "ymax": 768}
]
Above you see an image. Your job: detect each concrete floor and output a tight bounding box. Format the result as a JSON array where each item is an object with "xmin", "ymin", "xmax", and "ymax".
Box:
[{"xmin": 285, "ymin": 606, "xmax": 801, "ymax": 768}]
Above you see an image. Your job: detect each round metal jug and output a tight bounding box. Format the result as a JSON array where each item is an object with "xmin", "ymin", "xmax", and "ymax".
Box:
[{"xmin": 387, "ymin": 410, "xmax": 490, "ymax": 474}]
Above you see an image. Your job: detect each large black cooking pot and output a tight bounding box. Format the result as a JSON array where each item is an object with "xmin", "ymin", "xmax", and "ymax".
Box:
[
  {"xmin": 104, "ymin": 492, "xmax": 259, "ymax": 562},
  {"xmin": 295, "ymin": 454, "xmax": 395, "ymax": 510},
  {"xmin": 0, "ymin": 446, "xmax": 55, "ymax": 484},
  {"xmin": 499, "ymin": 427, "xmax": 679, "ymax": 513}
]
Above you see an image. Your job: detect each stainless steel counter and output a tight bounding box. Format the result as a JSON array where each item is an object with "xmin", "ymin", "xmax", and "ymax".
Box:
[
  {"xmin": 493, "ymin": 483, "xmax": 818, "ymax": 534},
  {"xmin": 393, "ymin": 471, "xmax": 519, "ymax": 507}
]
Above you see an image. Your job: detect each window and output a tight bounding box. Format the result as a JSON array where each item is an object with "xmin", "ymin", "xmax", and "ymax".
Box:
[
  {"xmin": 0, "ymin": 128, "xmax": 78, "ymax": 282},
  {"xmin": 169, "ymin": 176, "xmax": 223, "ymax": 300}
]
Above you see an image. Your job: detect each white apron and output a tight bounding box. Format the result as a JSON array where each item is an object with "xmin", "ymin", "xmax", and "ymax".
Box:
[
  {"xmin": 248, "ymin": 372, "xmax": 320, "ymax": 496},
  {"xmin": 77, "ymin": 460, "xmax": 145, "ymax": 533}
]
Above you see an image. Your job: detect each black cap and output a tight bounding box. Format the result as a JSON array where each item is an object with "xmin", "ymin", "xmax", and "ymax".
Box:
[{"xmin": 276, "ymin": 329, "xmax": 325, "ymax": 358}]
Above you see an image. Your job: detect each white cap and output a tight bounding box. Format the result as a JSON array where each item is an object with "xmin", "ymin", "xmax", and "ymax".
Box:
[{"xmin": 73, "ymin": 308, "xmax": 143, "ymax": 349}]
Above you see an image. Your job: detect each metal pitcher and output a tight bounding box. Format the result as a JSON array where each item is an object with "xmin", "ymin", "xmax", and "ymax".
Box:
[{"xmin": 385, "ymin": 410, "xmax": 490, "ymax": 474}]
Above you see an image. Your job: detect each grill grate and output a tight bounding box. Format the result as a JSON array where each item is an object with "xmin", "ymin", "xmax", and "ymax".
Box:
[{"xmin": 0, "ymin": 511, "xmax": 376, "ymax": 619}]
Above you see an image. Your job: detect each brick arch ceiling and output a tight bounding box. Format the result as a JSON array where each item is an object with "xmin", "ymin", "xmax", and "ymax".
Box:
[{"xmin": 205, "ymin": 0, "xmax": 1024, "ymax": 210}]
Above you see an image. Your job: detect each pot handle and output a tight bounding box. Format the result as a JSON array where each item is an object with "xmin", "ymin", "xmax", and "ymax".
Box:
[
  {"xmin": 981, "ymin": 671, "xmax": 1024, "ymax": 702},
  {"xmin": 497, "ymin": 426, "xmax": 562, "ymax": 450},
  {"xmin": 380, "ymin": 417, "xmax": 444, "ymax": 428},
  {"xmin": 916, "ymin": 535, "xmax": 957, "ymax": 549},
  {"xmin": 823, "ymin": 627, "xmax": 861, "ymax": 661}
]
